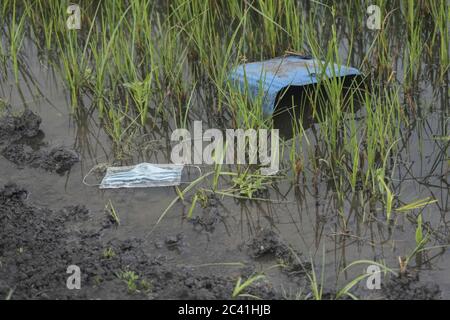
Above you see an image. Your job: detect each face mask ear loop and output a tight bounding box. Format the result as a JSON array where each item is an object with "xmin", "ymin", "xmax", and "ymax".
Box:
[
  {"xmin": 82, "ymin": 164, "xmax": 103, "ymax": 187},
  {"xmin": 180, "ymin": 165, "xmax": 202, "ymax": 184}
]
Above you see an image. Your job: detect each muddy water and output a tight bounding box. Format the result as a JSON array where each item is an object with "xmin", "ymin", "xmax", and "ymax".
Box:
[{"xmin": 1, "ymin": 38, "xmax": 449, "ymax": 299}]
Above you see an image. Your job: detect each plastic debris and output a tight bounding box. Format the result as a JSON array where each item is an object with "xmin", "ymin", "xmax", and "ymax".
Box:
[{"xmin": 228, "ymin": 54, "xmax": 361, "ymax": 115}]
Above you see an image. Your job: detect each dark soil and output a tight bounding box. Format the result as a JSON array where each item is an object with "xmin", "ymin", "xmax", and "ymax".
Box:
[
  {"xmin": 2, "ymin": 144, "xmax": 80, "ymax": 174},
  {"xmin": 0, "ymin": 109, "xmax": 41, "ymax": 142},
  {"xmin": 164, "ymin": 233, "xmax": 186, "ymax": 252},
  {"xmin": 381, "ymin": 273, "xmax": 441, "ymax": 300},
  {"xmin": 0, "ymin": 183, "xmax": 280, "ymax": 300},
  {"xmin": 0, "ymin": 110, "xmax": 79, "ymax": 174},
  {"xmin": 189, "ymin": 194, "xmax": 223, "ymax": 233},
  {"xmin": 0, "ymin": 181, "xmax": 441, "ymax": 300},
  {"xmin": 247, "ymin": 229, "xmax": 310, "ymax": 276}
]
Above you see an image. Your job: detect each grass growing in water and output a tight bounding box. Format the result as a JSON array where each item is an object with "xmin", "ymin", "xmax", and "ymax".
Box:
[{"xmin": 0, "ymin": 0, "xmax": 448, "ymax": 299}]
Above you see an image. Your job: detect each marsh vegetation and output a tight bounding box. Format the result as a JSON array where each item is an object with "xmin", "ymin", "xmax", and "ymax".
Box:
[{"xmin": 0, "ymin": 0, "xmax": 449, "ymax": 299}]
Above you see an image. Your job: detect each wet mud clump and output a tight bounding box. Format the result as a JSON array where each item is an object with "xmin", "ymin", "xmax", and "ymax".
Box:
[
  {"xmin": 248, "ymin": 229, "xmax": 310, "ymax": 275},
  {"xmin": 0, "ymin": 109, "xmax": 41, "ymax": 143},
  {"xmin": 0, "ymin": 110, "xmax": 79, "ymax": 174},
  {"xmin": 190, "ymin": 194, "xmax": 224, "ymax": 233},
  {"xmin": 2, "ymin": 144, "xmax": 80, "ymax": 174},
  {"xmin": 164, "ymin": 233, "xmax": 186, "ymax": 252},
  {"xmin": 0, "ymin": 183, "xmax": 279, "ymax": 300},
  {"xmin": 382, "ymin": 273, "xmax": 441, "ymax": 300}
]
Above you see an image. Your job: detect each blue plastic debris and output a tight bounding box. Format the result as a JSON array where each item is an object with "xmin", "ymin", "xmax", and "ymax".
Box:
[{"xmin": 228, "ymin": 55, "xmax": 361, "ymax": 115}]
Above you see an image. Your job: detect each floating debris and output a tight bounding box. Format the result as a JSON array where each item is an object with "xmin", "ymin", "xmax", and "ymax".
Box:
[{"xmin": 228, "ymin": 54, "xmax": 361, "ymax": 115}]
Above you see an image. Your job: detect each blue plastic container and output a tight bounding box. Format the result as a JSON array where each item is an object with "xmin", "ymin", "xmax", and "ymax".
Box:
[{"xmin": 228, "ymin": 55, "xmax": 361, "ymax": 115}]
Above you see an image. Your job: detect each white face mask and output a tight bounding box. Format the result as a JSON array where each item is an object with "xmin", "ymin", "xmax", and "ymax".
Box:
[{"xmin": 99, "ymin": 163, "xmax": 184, "ymax": 189}]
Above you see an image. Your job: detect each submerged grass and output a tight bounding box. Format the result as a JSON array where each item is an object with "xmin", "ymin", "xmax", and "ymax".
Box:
[{"xmin": 0, "ymin": 3, "xmax": 446, "ymax": 204}]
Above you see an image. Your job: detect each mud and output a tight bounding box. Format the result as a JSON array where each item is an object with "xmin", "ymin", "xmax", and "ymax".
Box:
[
  {"xmin": 0, "ymin": 109, "xmax": 41, "ymax": 143},
  {"xmin": 0, "ymin": 181, "xmax": 442, "ymax": 300},
  {"xmin": 2, "ymin": 144, "xmax": 79, "ymax": 174},
  {"xmin": 189, "ymin": 195, "xmax": 224, "ymax": 233},
  {"xmin": 0, "ymin": 183, "xmax": 280, "ymax": 300},
  {"xmin": 0, "ymin": 110, "xmax": 79, "ymax": 174},
  {"xmin": 164, "ymin": 233, "xmax": 186, "ymax": 252},
  {"xmin": 247, "ymin": 229, "xmax": 310, "ymax": 276},
  {"xmin": 381, "ymin": 273, "xmax": 441, "ymax": 300}
]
